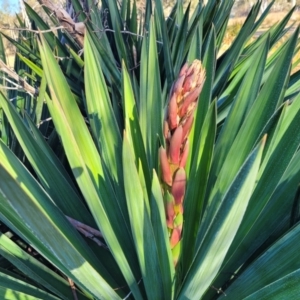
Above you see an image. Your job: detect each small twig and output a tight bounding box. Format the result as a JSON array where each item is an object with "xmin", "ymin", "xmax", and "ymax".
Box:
[
  {"xmin": 38, "ymin": 0, "xmax": 85, "ymax": 47},
  {"xmin": 39, "ymin": 117, "xmax": 52, "ymax": 125},
  {"xmin": 66, "ymin": 216, "xmax": 108, "ymax": 249},
  {"xmin": 1, "ymin": 77, "xmax": 27, "ymax": 93},
  {"xmin": 75, "ymin": 226, "xmax": 107, "ymax": 248},
  {"xmin": 99, "ymin": 28, "xmax": 163, "ymax": 45},
  {"xmin": 0, "ymin": 86, "xmax": 19, "ymax": 90},
  {"xmin": 8, "ymin": 97, "xmax": 18, "ymax": 102},
  {"xmin": 3, "ymin": 77, "xmax": 18, "ymax": 86},
  {"xmin": 68, "ymin": 278, "xmax": 78, "ymax": 300},
  {"xmin": 66, "ymin": 216, "xmax": 103, "ymax": 238},
  {"xmin": 123, "ymin": 278, "xmax": 142, "ymax": 300},
  {"xmin": 0, "ymin": 26, "xmax": 64, "ymax": 34},
  {"xmin": 211, "ymin": 286, "xmax": 227, "ymax": 296},
  {"xmin": 0, "ymin": 59, "xmax": 36, "ymax": 96}
]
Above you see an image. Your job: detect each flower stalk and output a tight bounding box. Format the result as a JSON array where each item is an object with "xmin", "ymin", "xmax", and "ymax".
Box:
[{"xmin": 160, "ymin": 60, "xmax": 206, "ymax": 265}]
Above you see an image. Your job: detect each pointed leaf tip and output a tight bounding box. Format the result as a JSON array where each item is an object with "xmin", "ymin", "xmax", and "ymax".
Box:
[{"xmin": 262, "ymin": 133, "xmax": 267, "ymax": 146}]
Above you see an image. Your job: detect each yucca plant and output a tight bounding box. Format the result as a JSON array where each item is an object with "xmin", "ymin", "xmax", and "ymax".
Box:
[{"xmin": 1, "ymin": 0, "xmax": 300, "ymax": 299}]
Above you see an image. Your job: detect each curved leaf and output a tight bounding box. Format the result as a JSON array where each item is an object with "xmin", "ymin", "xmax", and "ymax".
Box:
[
  {"xmin": 221, "ymin": 223, "xmax": 300, "ymax": 299},
  {"xmin": 38, "ymin": 34, "xmax": 142, "ymax": 299},
  {"xmin": 178, "ymin": 136, "xmax": 265, "ymax": 299},
  {"xmin": 123, "ymin": 133, "xmax": 165, "ymax": 299}
]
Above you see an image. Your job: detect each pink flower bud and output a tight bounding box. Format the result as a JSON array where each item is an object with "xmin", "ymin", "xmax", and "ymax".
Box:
[
  {"xmin": 171, "ymin": 168, "xmax": 186, "ymax": 205},
  {"xmin": 179, "ymin": 63, "xmax": 189, "ymax": 76},
  {"xmin": 169, "ymin": 126, "xmax": 183, "ymax": 164},
  {"xmin": 159, "ymin": 147, "xmax": 172, "ymax": 186},
  {"xmin": 179, "ymin": 142, "xmax": 189, "ymax": 168},
  {"xmin": 182, "ymin": 115, "xmax": 194, "ymax": 142},
  {"xmin": 182, "ymin": 72, "xmax": 195, "ymax": 93},
  {"xmin": 163, "ymin": 121, "xmax": 170, "ymax": 139},
  {"xmin": 173, "ymin": 74, "xmax": 186, "ymax": 96},
  {"xmin": 168, "ymin": 93, "xmax": 178, "ymax": 130},
  {"xmin": 179, "ymin": 85, "xmax": 202, "ymax": 117}
]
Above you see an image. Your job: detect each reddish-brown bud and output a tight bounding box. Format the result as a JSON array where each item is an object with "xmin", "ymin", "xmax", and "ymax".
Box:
[
  {"xmin": 179, "ymin": 86, "xmax": 202, "ymax": 117},
  {"xmin": 182, "ymin": 60, "xmax": 205, "ymax": 94},
  {"xmin": 179, "ymin": 142, "xmax": 189, "ymax": 168},
  {"xmin": 182, "ymin": 115, "xmax": 194, "ymax": 142},
  {"xmin": 182, "ymin": 73, "xmax": 195, "ymax": 93},
  {"xmin": 163, "ymin": 121, "xmax": 170, "ymax": 139},
  {"xmin": 159, "ymin": 147, "xmax": 172, "ymax": 186},
  {"xmin": 173, "ymin": 74, "xmax": 186, "ymax": 96},
  {"xmin": 179, "ymin": 62, "xmax": 189, "ymax": 76},
  {"xmin": 169, "ymin": 126, "xmax": 183, "ymax": 164},
  {"xmin": 168, "ymin": 94, "xmax": 178, "ymax": 130},
  {"xmin": 172, "ymin": 168, "xmax": 186, "ymax": 205},
  {"xmin": 187, "ymin": 62, "xmax": 197, "ymax": 76}
]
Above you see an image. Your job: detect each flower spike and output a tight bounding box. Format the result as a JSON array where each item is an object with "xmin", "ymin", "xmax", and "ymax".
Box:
[{"xmin": 159, "ymin": 59, "xmax": 206, "ymax": 266}]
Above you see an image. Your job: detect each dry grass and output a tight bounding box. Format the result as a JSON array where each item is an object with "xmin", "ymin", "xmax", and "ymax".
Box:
[
  {"xmin": 225, "ymin": 10, "xmax": 300, "ymax": 46},
  {"xmin": 222, "ymin": 10, "xmax": 300, "ymax": 73},
  {"xmin": 4, "ymin": 9, "xmax": 300, "ymax": 71},
  {"xmin": 6, "ymin": 54, "xmax": 15, "ymax": 68}
]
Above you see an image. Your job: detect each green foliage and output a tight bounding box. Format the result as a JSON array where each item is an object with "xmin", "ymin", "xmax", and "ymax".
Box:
[{"xmin": 0, "ymin": 0, "xmax": 300, "ymax": 299}]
